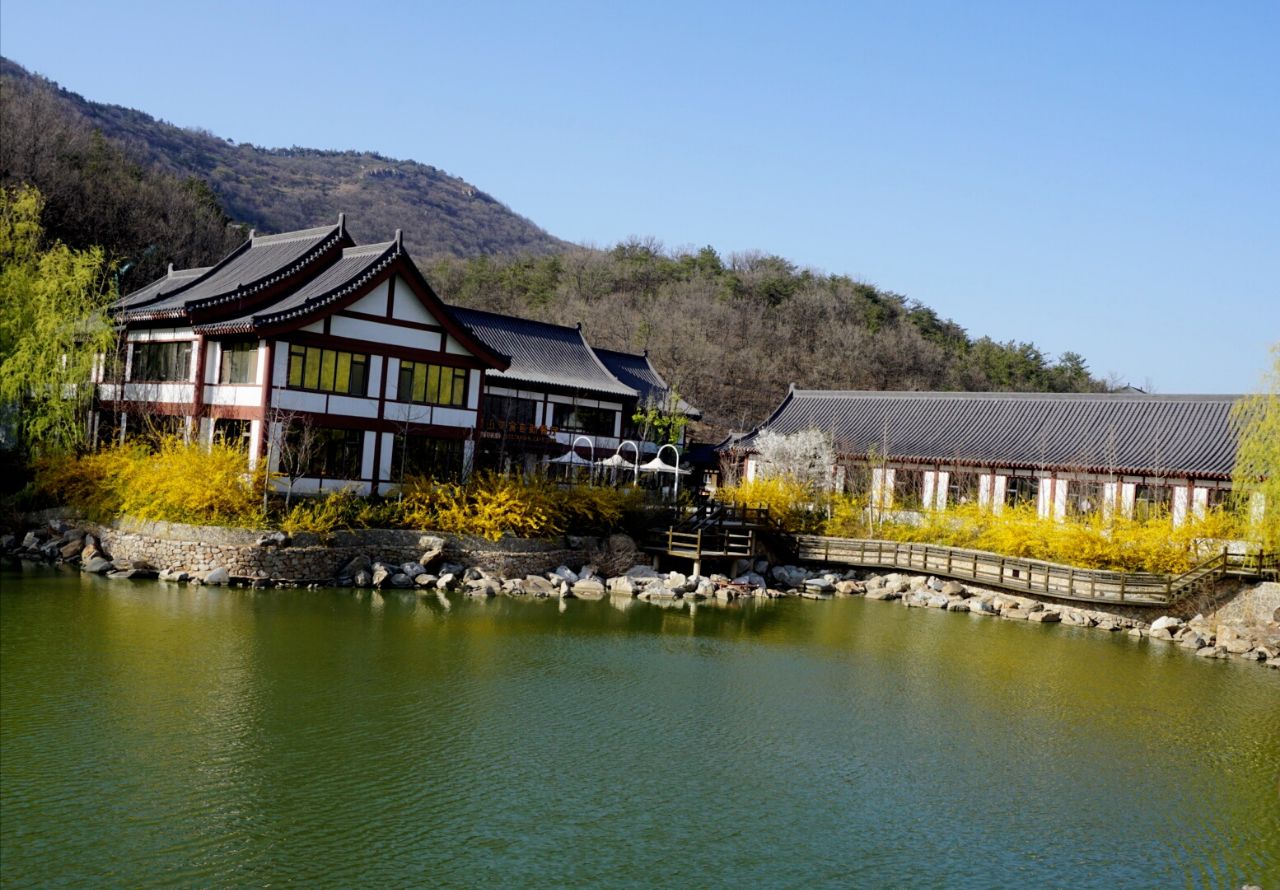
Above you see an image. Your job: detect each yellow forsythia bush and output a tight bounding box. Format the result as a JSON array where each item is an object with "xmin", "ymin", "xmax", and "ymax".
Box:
[
  {"xmin": 716, "ymin": 477, "xmax": 828, "ymax": 533},
  {"xmin": 37, "ymin": 436, "xmax": 267, "ymax": 527},
  {"xmin": 863, "ymin": 502, "xmax": 1245, "ymax": 574}
]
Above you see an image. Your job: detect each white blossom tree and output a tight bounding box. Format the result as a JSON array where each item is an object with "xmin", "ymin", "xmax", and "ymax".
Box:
[{"xmin": 753, "ymin": 427, "xmax": 835, "ymax": 490}]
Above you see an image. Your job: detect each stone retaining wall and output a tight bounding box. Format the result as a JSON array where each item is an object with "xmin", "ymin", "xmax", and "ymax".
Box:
[{"xmin": 95, "ymin": 517, "xmax": 590, "ymax": 581}]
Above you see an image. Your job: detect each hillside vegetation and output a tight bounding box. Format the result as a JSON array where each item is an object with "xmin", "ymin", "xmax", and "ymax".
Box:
[
  {"xmin": 426, "ymin": 244, "xmax": 1105, "ymax": 437},
  {"xmin": 2, "ymin": 55, "xmax": 1106, "ymax": 439},
  {"xmin": 0, "ymin": 58, "xmax": 565, "ymax": 270}
]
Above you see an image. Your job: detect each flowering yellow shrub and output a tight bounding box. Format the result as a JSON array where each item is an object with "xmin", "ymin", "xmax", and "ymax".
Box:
[
  {"xmin": 396, "ymin": 473, "xmax": 642, "ymax": 541},
  {"xmin": 716, "ymin": 477, "xmax": 827, "ymax": 532},
  {"xmin": 37, "ymin": 443, "xmax": 660, "ymax": 539},
  {"xmin": 37, "ymin": 437, "xmax": 266, "ymax": 527},
  {"xmin": 279, "ymin": 488, "xmax": 399, "ymax": 539},
  {"xmin": 859, "ymin": 502, "xmax": 1246, "ymax": 574}
]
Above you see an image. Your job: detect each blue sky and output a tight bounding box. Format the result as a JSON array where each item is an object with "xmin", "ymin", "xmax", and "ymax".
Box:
[{"xmin": 2, "ymin": 0, "xmax": 1276, "ymax": 392}]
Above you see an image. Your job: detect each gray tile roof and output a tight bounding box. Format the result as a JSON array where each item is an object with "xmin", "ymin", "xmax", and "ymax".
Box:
[
  {"xmin": 114, "ymin": 222, "xmax": 347, "ymax": 321},
  {"xmin": 197, "ymin": 240, "xmax": 397, "ymax": 334},
  {"xmin": 594, "ymin": 348, "xmax": 701, "ymax": 418},
  {"xmin": 452, "ymin": 308, "xmax": 637, "ymax": 398},
  {"xmin": 111, "ymin": 265, "xmax": 211, "ymax": 311},
  {"xmin": 733, "ymin": 389, "xmax": 1242, "ymax": 479}
]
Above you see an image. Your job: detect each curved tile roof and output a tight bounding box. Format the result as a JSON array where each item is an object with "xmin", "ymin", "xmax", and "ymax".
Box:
[
  {"xmin": 114, "ymin": 221, "xmax": 347, "ymax": 321},
  {"xmin": 594, "ymin": 348, "xmax": 701, "ymax": 418},
  {"xmin": 196, "ymin": 241, "xmax": 397, "ymax": 334},
  {"xmin": 111, "ymin": 265, "xmax": 211, "ymax": 311},
  {"xmin": 453, "ymin": 308, "xmax": 636, "ymax": 398},
  {"xmin": 734, "ymin": 389, "xmax": 1241, "ymax": 478}
]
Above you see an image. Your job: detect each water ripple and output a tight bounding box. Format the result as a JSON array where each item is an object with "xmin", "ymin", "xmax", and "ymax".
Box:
[{"xmin": 2, "ymin": 572, "xmax": 1277, "ymax": 888}]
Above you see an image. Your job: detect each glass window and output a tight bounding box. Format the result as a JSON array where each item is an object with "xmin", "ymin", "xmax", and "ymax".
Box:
[
  {"xmin": 1068, "ymin": 480, "xmax": 1108, "ymax": 516},
  {"xmin": 892, "ymin": 469, "xmax": 924, "ymax": 509},
  {"xmin": 1133, "ymin": 484, "xmax": 1172, "ymax": 521},
  {"xmin": 287, "ymin": 344, "xmax": 369, "ymax": 396},
  {"xmin": 213, "ymin": 418, "xmax": 251, "ymax": 449},
  {"xmin": 391, "ymin": 435, "xmax": 465, "ymax": 482},
  {"xmin": 131, "ymin": 341, "xmax": 193, "ymax": 382},
  {"xmin": 397, "ymin": 361, "xmax": 468, "ymax": 407},
  {"xmin": 282, "ymin": 425, "xmax": 363, "ymax": 479},
  {"xmin": 552, "ymin": 403, "xmax": 615, "ymax": 436},
  {"xmin": 946, "ymin": 472, "xmax": 980, "ymax": 507},
  {"xmin": 487, "ymin": 395, "xmax": 538, "ymax": 427},
  {"xmin": 218, "ymin": 342, "xmax": 258, "ymax": 384},
  {"xmin": 1004, "ymin": 476, "xmax": 1039, "ymax": 508}
]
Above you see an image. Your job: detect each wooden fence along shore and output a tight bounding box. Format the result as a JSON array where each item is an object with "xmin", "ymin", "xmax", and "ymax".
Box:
[
  {"xmin": 793, "ymin": 537, "xmax": 1276, "ymax": 608},
  {"xmin": 647, "ymin": 506, "xmax": 1276, "ymax": 608}
]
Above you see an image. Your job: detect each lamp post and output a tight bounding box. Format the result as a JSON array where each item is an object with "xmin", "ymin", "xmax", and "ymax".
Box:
[
  {"xmin": 617, "ymin": 440, "xmax": 640, "ymax": 485},
  {"xmin": 572, "ymin": 435, "xmax": 594, "ymax": 485},
  {"xmin": 658, "ymin": 443, "xmax": 681, "ymax": 502}
]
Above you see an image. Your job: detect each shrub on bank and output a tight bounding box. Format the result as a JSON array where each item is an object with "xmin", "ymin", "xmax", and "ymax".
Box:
[
  {"xmin": 860, "ymin": 502, "xmax": 1245, "ymax": 574},
  {"xmin": 36, "ymin": 437, "xmax": 267, "ymax": 527},
  {"xmin": 35, "ymin": 441, "xmax": 649, "ymax": 540}
]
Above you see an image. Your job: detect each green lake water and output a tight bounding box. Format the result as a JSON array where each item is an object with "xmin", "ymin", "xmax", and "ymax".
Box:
[{"xmin": 2, "ymin": 564, "xmax": 1277, "ymax": 888}]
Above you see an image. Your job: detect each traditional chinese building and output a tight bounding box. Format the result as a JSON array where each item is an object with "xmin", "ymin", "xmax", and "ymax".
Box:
[
  {"xmin": 725, "ymin": 388, "xmax": 1247, "ymax": 525},
  {"xmin": 100, "ymin": 216, "xmax": 700, "ymax": 493},
  {"xmin": 450, "ymin": 309, "xmax": 698, "ymax": 473},
  {"xmin": 100, "ymin": 217, "xmax": 508, "ymax": 494}
]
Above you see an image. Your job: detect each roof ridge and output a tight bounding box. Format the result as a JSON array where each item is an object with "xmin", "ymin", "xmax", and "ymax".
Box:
[
  {"xmin": 251, "ymin": 223, "xmax": 341, "ymax": 244},
  {"xmin": 576, "ymin": 324, "xmax": 635, "ymax": 397},
  {"xmin": 790, "ymin": 389, "xmax": 1243, "ymax": 401}
]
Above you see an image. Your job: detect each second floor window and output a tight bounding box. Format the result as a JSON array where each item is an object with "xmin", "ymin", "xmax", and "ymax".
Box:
[
  {"xmin": 486, "ymin": 394, "xmax": 538, "ymax": 426},
  {"xmin": 398, "ymin": 361, "xmax": 468, "ymax": 407},
  {"xmin": 218, "ymin": 342, "xmax": 258, "ymax": 384},
  {"xmin": 552, "ymin": 403, "xmax": 615, "ymax": 437},
  {"xmin": 287, "ymin": 344, "xmax": 369, "ymax": 396},
  {"xmin": 131, "ymin": 341, "xmax": 193, "ymax": 382}
]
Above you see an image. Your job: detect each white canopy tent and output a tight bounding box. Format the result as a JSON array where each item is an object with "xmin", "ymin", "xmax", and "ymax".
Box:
[
  {"xmin": 638, "ymin": 456, "xmax": 691, "ymax": 476},
  {"xmin": 543, "ymin": 451, "xmax": 595, "ymax": 467}
]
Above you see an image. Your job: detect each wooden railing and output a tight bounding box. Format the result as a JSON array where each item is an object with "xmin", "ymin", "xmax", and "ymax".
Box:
[
  {"xmin": 659, "ymin": 527, "xmax": 755, "ymax": 560},
  {"xmin": 793, "ymin": 537, "xmax": 1272, "ymax": 607}
]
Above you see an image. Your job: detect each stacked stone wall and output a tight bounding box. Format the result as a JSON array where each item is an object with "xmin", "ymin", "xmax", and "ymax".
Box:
[{"xmin": 95, "ymin": 518, "xmax": 588, "ymax": 582}]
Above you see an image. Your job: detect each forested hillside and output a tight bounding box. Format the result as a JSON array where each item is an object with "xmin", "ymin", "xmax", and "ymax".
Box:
[
  {"xmin": 0, "ymin": 59, "xmax": 565, "ymax": 270},
  {"xmin": 1, "ymin": 55, "xmax": 1107, "ymax": 439},
  {"xmin": 426, "ymin": 245, "xmax": 1105, "ymax": 437}
]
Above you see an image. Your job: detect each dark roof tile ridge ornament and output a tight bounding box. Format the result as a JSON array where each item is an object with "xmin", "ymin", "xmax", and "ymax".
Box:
[
  {"xmin": 189, "ymin": 225, "xmax": 347, "ymax": 311},
  {"xmin": 250, "ymin": 218, "xmax": 344, "ymax": 245},
  {"xmin": 117, "ymin": 221, "xmax": 347, "ymax": 321},
  {"xmin": 193, "ymin": 238, "xmax": 399, "ymax": 335},
  {"xmin": 251, "ymin": 239, "xmax": 401, "ymax": 328}
]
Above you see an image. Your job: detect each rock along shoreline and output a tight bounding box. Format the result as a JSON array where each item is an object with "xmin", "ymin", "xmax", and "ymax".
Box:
[{"xmin": 5, "ymin": 517, "xmax": 1279, "ymax": 672}]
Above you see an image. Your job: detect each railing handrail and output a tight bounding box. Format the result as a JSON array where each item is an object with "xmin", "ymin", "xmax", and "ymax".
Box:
[{"xmin": 792, "ymin": 536, "xmax": 1271, "ymax": 607}]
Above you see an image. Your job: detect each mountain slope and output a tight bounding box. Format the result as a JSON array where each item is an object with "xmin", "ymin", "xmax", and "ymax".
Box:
[{"xmin": 0, "ymin": 58, "xmax": 567, "ymax": 259}]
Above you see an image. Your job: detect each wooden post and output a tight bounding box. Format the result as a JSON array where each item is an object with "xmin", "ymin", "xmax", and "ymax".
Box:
[{"xmin": 1119, "ymin": 574, "xmax": 1126, "ymax": 602}]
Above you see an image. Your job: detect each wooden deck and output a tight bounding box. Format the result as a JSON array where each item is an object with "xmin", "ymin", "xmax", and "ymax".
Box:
[{"xmin": 795, "ymin": 536, "xmax": 1276, "ymax": 607}]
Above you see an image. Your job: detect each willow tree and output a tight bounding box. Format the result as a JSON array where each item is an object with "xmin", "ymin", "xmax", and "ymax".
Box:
[
  {"xmin": 1230, "ymin": 345, "xmax": 1280, "ymax": 550},
  {"xmin": 0, "ymin": 185, "xmax": 116, "ymax": 456}
]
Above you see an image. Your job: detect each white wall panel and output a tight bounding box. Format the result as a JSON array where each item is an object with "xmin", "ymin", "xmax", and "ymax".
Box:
[
  {"xmin": 329, "ymin": 315, "xmax": 441, "ymax": 350},
  {"xmin": 274, "ymin": 389, "xmax": 327, "ymax": 413},
  {"xmin": 349, "ymin": 279, "xmax": 389, "ymax": 316},
  {"xmin": 206, "ymin": 385, "xmax": 263, "ymax": 407},
  {"xmin": 122, "ymin": 382, "xmax": 194, "ymax": 404},
  {"xmin": 327, "ymin": 395, "xmax": 379, "ymax": 418},
  {"xmin": 432, "ymin": 407, "xmax": 477, "ymax": 428},
  {"xmin": 391, "ymin": 277, "xmax": 435, "ymax": 324}
]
